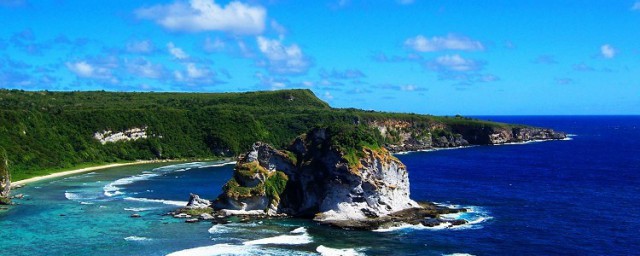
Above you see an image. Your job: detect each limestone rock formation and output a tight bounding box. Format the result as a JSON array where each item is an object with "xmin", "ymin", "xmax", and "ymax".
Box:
[
  {"xmin": 186, "ymin": 193, "xmax": 211, "ymax": 209},
  {"xmin": 0, "ymin": 147, "xmax": 11, "ymax": 205},
  {"xmin": 212, "ymin": 127, "xmax": 419, "ymax": 222}
]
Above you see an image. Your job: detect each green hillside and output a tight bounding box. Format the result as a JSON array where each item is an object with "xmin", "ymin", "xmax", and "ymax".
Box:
[{"xmin": 0, "ymin": 89, "xmax": 517, "ymax": 181}]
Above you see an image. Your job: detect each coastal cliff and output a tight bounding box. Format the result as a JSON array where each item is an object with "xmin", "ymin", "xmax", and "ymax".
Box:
[
  {"xmin": 209, "ymin": 125, "xmax": 471, "ymax": 229},
  {"xmin": 213, "ymin": 126, "xmax": 419, "ymax": 220},
  {"xmin": 369, "ymin": 118, "xmax": 566, "ymax": 152},
  {"xmin": 0, "ymin": 148, "xmax": 10, "ymax": 205}
]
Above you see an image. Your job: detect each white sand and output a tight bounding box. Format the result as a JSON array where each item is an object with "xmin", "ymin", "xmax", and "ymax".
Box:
[{"xmin": 11, "ymin": 160, "xmax": 173, "ymax": 188}]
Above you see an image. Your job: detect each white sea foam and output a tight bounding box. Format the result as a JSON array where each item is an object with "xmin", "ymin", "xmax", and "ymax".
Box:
[
  {"xmin": 65, "ymin": 192, "xmax": 96, "ymax": 201},
  {"xmin": 124, "ymin": 207, "xmax": 158, "ymax": 212},
  {"xmin": 243, "ymin": 232, "xmax": 313, "ymax": 245},
  {"xmin": 103, "ymin": 173, "xmax": 159, "ymax": 197},
  {"xmin": 374, "ymin": 205, "xmax": 491, "ymax": 232},
  {"xmin": 124, "ymin": 236, "xmax": 152, "ymax": 242},
  {"xmin": 208, "ymin": 225, "xmax": 233, "ymax": 234},
  {"xmin": 102, "ymin": 162, "xmax": 225, "ymax": 197},
  {"xmin": 123, "ymin": 197, "xmax": 188, "ymax": 207},
  {"xmin": 316, "ymin": 245, "xmax": 365, "ymax": 256},
  {"xmin": 443, "ymin": 254, "xmax": 475, "ymax": 256},
  {"xmin": 290, "ymin": 227, "xmax": 307, "ymax": 234},
  {"xmin": 80, "ymin": 202, "xmax": 94, "ymax": 205},
  {"xmin": 197, "ymin": 161, "xmax": 237, "ymax": 169},
  {"xmin": 166, "ymin": 243, "xmax": 306, "ymax": 256}
]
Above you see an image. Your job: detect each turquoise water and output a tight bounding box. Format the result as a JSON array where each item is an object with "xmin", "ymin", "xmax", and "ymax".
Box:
[
  {"xmin": 3, "ymin": 116, "xmax": 638, "ymax": 255},
  {"xmin": 0, "ymin": 161, "xmax": 486, "ymax": 256}
]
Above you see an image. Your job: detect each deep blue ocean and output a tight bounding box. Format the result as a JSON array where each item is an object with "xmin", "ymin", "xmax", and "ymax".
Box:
[{"xmin": 1, "ymin": 116, "xmax": 638, "ymax": 255}]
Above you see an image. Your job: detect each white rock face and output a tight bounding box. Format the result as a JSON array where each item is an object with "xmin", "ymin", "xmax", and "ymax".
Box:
[
  {"xmin": 317, "ymin": 148, "xmax": 418, "ymax": 221},
  {"xmin": 93, "ymin": 127, "xmax": 148, "ymax": 144}
]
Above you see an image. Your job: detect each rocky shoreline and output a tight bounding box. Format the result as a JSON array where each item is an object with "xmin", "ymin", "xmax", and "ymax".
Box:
[
  {"xmin": 381, "ymin": 125, "xmax": 567, "ymax": 153},
  {"xmin": 167, "ymin": 125, "xmax": 567, "ymax": 230}
]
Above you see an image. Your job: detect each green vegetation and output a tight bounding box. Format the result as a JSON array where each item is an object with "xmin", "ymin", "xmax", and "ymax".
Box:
[
  {"xmin": 264, "ymin": 171, "xmax": 288, "ymax": 203},
  {"xmin": 178, "ymin": 207, "xmax": 214, "ymax": 216},
  {"xmin": 322, "ymin": 124, "xmax": 384, "ymax": 169},
  {"xmin": 0, "ymin": 89, "xmax": 516, "ymax": 181}
]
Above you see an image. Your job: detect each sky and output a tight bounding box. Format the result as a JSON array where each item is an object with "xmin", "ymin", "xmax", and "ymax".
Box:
[{"xmin": 0, "ymin": 0, "xmax": 639, "ymax": 115}]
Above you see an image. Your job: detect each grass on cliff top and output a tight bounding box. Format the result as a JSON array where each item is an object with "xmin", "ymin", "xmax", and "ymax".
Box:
[{"xmin": 323, "ymin": 124, "xmax": 385, "ymax": 170}]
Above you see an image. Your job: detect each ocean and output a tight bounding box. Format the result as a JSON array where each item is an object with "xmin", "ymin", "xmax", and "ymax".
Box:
[{"xmin": 0, "ymin": 116, "xmax": 638, "ymax": 255}]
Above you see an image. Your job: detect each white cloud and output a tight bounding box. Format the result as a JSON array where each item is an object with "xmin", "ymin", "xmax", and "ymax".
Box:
[
  {"xmin": 126, "ymin": 40, "xmax": 154, "ymax": 54},
  {"xmin": 255, "ymin": 72, "xmax": 289, "ymax": 90},
  {"xmin": 256, "ymin": 36, "xmax": 310, "ymax": 75},
  {"xmin": 428, "ymin": 54, "xmax": 482, "ymax": 71},
  {"xmin": 174, "ymin": 63, "xmax": 214, "ymax": 83},
  {"xmin": 136, "ymin": 0, "xmax": 266, "ymax": 35},
  {"xmin": 405, "ymin": 34, "xmax": 484, "ymax": 52},
  {"xmin": 167, "ymin": 42, "xmax": 189, "ymax": 59},
  {"xmin": 66, "ymin": 60, "xmax": 117, "ymax": 83},
  {"xmin": 203, "ymin": 37, "xmax": 225, "ymax": 52},
  {"xmin": 401, "ymin": 84, "xmax": 417, "ymax": 91},
  {"xmin": 125, "ymin": 58, "xmax": 165, "ymax": 79},
  {"xmin": 632, "ymin": 1, "xmax": 640, "ymax": 10},
  {"xmin": 600, "ymin": 44, "xmax": 616, "ymax": 59},
  {"xmin": 323, "ymin": 91, "xmax": 334, "ymax": 100},
  {"xmin": 270, "ymin": 20, "xmax": 287, "ymax": 35}
]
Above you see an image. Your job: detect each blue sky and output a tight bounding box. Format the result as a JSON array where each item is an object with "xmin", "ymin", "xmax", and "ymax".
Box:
[{"xmin": 0, "ymin": 0, "xmax": 639, "ymax": 115}]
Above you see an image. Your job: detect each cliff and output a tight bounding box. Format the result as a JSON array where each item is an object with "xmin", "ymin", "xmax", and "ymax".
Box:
[
  {"xmin": 369, "ymin": 118, "xmax": 566, "ymax": 152},
  {"xmin": 0, "ymin": 147, "xmax": 10, "ymax": 205},
  {"xmin": 213, "ymin": 126, "xmax": 419, "ymax": 222}
]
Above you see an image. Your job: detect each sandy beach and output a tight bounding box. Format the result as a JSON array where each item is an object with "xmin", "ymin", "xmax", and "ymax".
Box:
[{"xmin": 11, "ymin": 160, "xmax": 175, "ymax": 188}]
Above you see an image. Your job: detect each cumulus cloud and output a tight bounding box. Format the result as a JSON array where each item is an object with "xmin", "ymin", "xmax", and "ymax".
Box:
[
  {"xmin": 319, "ymin": 68, "xmax": 365, "ymax": 80},
  {"xmin": 256, "ymin": 36, "xmax": 311, "ymax": 75},
  {"xmin": 136, "ymin": 0, "xmax": 266, "ymax": 35},
  {"xmin": 600, "ymin": 44, "xmax": 616, "ymax": 59},
  {"xmin": 405, "ymin": 34, "xmax": 484, "ymax": 52},
  {"xmin": 427, "ymin": 54, "xmax": 484, "ymax": 72},
  {"xmin": 66, "ymin": 60, "xmax": 118, "ymax": 83},
  {"xmin": 254, "ymin": 72, "xmax": 289, "ymax": 90},
  {"xmin": 173, "ymin": 63, "xmax": 216, "ymax": 85},
  {"xmin": 126, "ymin": 40, "xmax": 155, "ymax": 54},
  {"xmin": 167, "ymin": 42, "xmax": 189, "ymax": 59},
  {"xmin": 125, "ymin": 58, "xmax": 166, "ymax": 79}
]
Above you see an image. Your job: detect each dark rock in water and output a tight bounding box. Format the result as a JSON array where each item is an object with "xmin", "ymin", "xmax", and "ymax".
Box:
[
  {"xmin": 421, "ymin": 217, "xmax": 442, "ymax": 227},
  {"xmin": 186, "ymin": 193, "xmax": 210, "ymax": 209},
  {"xmin": 450, "ymin": 219, "xmax": 468, "ymax": 226},
  {"xmin": 185, "ymin": 218, "xmax": 199, "ymax": 223},
  {"xmin": 130, "ymin": 214, "xmax": 141, "ymax": 218},
  {"xmin": 13, "ymin": 194, "xmax": 24, "ymax": 199},
  {"xmin": 59, "ymin": 214, "xmax": 66, "ymax": 217}
]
